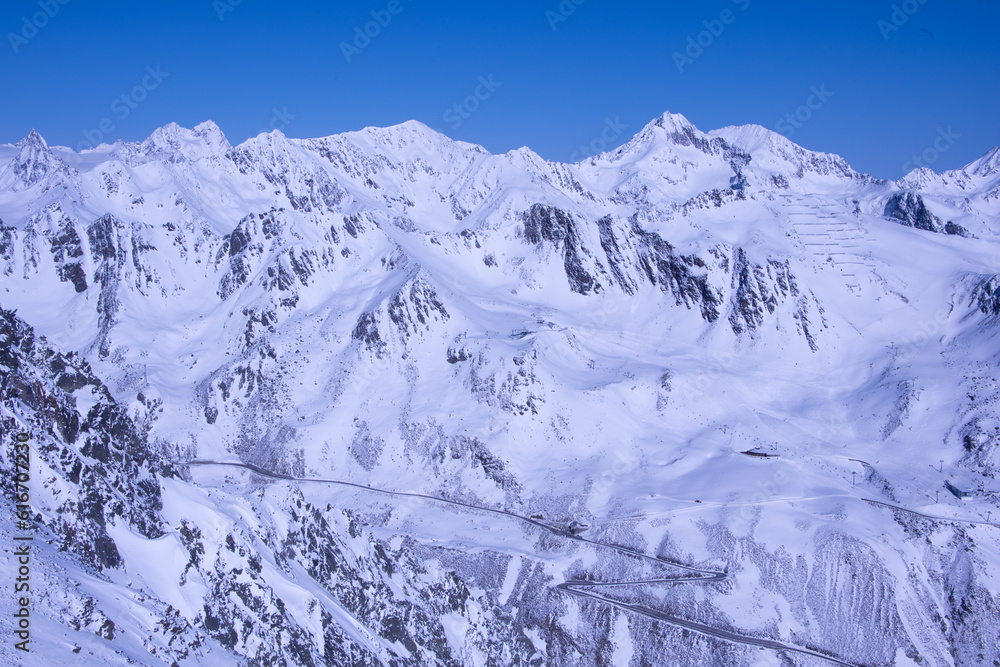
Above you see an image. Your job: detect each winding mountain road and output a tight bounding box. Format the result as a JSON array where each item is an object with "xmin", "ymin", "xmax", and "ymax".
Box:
[
  {"xmin": 180, "ymin": 459, "xmax": 857, "ymax": 666},
  {"xmin": 862, "ymin": 498, "xmax": 999, "ymax": 528}
]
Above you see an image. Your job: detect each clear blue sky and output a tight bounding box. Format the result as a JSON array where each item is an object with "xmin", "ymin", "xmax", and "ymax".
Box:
[{"xmin": 1, "ymin": 0, "xmax": 997, "ymax": 179}]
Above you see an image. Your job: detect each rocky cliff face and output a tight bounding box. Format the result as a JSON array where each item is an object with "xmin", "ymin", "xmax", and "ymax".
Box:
[
  {"xmin": 1, "ymin": 114, "xmax": 999, "ymax": 665},
  {"xmin": 883, "ymin": 191, "xmax": 970, "ymax": 236}
]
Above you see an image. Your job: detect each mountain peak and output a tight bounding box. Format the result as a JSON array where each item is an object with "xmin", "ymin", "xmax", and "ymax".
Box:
[
  {"xmin": 141, "ymin": 121, "xmax": 231, "ymax": 159},
  {"xmin": 709, "ymin": 122, "xmax": 865, "ymax": 183},
  {"xmin": 22, "ymin": 128, "xmax": 49, "ymax": 150},
  {"xmin": 601, "ymin": 110, "xmax": 708, "ymax": 164},
  {"xmin": 966, "ymin": 146, "xmax": 1000, "ymax": 178},
  {"xmin": 353, "ymin": 119, "xmax": 456, "ymax": 149},
  {"xmin": 631, "ymin": 111, "xmax": 703, "ymax": 145},
  {"xmin": 708, "ymin": 123, "xmax": 792, "ymax": 152},
  {"xmin": 14, "ymin": 129, "xmax": 53, "ymax": 166},
  {"xmin": 387, "ymin": 119, "xmax": 436, "ymax": 135},
  {"xmin": 193, "ymin": 120, "xmax": 231, "ymax": 152},
  {"xmin": 0, "ymin": 127, "xmax": 66, "ymax": 190},
  {"xmin": 898, "ymin": 166, "xmax": 939, "ymax": 188},
  {"xmin": 505, "ymin": 145, "xmax": 549, "ymax": 171},
  {"xmin": 650, "ymin": 110, "xmax": 697, "ymax": 132}
]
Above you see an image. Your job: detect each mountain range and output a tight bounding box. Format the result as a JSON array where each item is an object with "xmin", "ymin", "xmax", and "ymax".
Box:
[{"xmin": 1, "ymin": 111, "xmax": 998, "ymax": 666}]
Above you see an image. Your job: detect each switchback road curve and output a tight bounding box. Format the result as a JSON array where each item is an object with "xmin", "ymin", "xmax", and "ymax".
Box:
[{"xmin": 180, "ymin": 459, "xmax": 856, "ymax": 666}]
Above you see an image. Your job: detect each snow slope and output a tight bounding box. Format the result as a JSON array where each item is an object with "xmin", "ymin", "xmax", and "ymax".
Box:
[{"xmin": 1, "ymin": 112, "xmax": 999, "ymax": 666}]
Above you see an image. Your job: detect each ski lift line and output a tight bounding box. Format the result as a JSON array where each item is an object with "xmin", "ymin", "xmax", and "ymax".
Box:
[{"xmin": 178, "ymin": 459, "xmax": 860, "ymax": 666}]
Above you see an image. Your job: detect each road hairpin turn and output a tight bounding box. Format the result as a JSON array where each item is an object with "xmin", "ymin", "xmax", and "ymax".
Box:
[{"xmin": 179, "ymin": 459, "xmax": 859, "ymax": 666}]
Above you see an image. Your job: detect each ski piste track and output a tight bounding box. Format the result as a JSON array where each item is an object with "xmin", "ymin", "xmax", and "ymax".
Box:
[{"xmin": 181, "ymin": 459, "xmax": 858, "ymax": 666}]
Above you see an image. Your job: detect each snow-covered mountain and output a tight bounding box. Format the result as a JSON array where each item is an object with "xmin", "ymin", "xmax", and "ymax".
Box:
[{"xmin": 1, "ymin": 112, "xmax": 998, "ymax": 666}]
